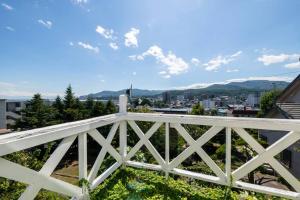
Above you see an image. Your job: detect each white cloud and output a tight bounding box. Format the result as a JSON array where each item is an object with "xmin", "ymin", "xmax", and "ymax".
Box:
[
  {"xmin": 175, "ymin": 76, "xmax": 294, "ymax": 90},
  {"xmin": 71, "ymin": 0, "xmax": 88, "ymax": 5},
  {"xmin": 285, "ymin": 62, "xmax": 300, "ymax": 69},
  {"xmin": 132, "ymin": 45, "xmax": 189, "ymax": 78},
  {"xmin": 231, "ymin": 51, "xmax": 242, "ymax": 58},
  {"xmin": 0, "ymin": 82, "xmax": 61, "ymax": 98},
  {"xmin": 142, "ymin": 45, "xmax": 164, "ymax": 58},
  {"xmin": 160, "ymin": 53, "xmax": 189, "ymax": 75},
  {"xmin": 191, "ymin": 58, "xmax": 201, "ymax": 66},
  {"xmin": 203, "ymin": 51, "xmax": 242, "ymax": 71},
  {"xmin": 124, "ymin": 28, "xmax": 140, "ymax": 48},
  {"xmin": 132, "ymin": 72, "xmax": 137, "ymax": 76},
  {"xmin": 100, "ymin": 79, "xmax": 105, "ymax": 83},
  {"xmin": 129, "ymin": 55, "xmax": 144, "ymax": 61},
  {"xmin": 158, "ymin": 71, "xmax": 170, "ymax": 78},
  {"xmin": 109, "ymin": 42, "xmax": 119, "ymax": 50},
  {"xmin": 226, "ymin": 69, "xmax": 239, "ymax": 73},
  {"xmin": 69, "ymin": 42, "xmax": 74, "ymax": 46},
  {"xmin": 77, "ymin": 42, "xmax": 99, "ymax": 53},
  {"xmin": 96, "ymin": 25, "xmax": 115, "ymax": 40},
  {"xmin": 1, "ymin": 3, "xmax": 13, "ymax": 10},
  {"xmin": 5, "ymin": 26, "xmax": 14, "ymax": 31},
  {"xmin": 257, "ymin": 53, "xmax": 300, "ymax": 66},
  {"xmin": 254, "ymin": 48, "xmax": 273, "ymax": 54},
  {"xmin": 38, "ymin": 19, "xmax": 52, "ymax": 29},
  {"xmin": 159, "ymin": 71, "xmax": 167, "ymax": 75}
]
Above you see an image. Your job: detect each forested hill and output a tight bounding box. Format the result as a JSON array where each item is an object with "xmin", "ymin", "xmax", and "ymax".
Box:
[{"xmin": 80, "ymin": 80, "xmax": 289, "ymax": 99}]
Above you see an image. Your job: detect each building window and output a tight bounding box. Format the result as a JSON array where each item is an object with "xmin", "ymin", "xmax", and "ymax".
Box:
[
  {"xmin": 259, "ymin": 134, "xmax": 268, "ymax": 143},
  {"xmin": 281, "ymin": 149, "xmax": 292, "ymax": 168}
]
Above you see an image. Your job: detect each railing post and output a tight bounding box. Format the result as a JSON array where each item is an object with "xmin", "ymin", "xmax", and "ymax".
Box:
[
  {"xmin": 78, "ymin": 132, "xmax": 88, "ymax": 199},
  {"xmin": 79, "ymin": 133, "xmax": 88, "ymax": 179},
  {"xmin": 119, "ymin": 95, "xmax": 128, "ymax": 167},
  {"xmin": 165, "ymin": 122, "xmax": 170, "ymax": 179},
  {"xmin": 225, "ymin": 127, "xmax": 232, "ymax": 186}
]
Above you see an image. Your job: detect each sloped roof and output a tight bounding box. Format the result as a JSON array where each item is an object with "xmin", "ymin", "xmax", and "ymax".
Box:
[
  {"xmin": 276, "ymin": 103, "xmax": 300, "ymax": 119},
  {"xmin": 266, "ymin": 74, "xmax": 300, "ymax": 119},
  {"xmin": 277, "ymin": 74, "xmax": 300, "ymax": 103}
]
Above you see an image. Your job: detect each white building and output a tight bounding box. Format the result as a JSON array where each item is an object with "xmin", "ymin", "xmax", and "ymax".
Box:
[
  {"xmin": 246, "ymin": 93, "xmax": 260, "ymax": 107},
  {"xmin": 200, "ymin": 99, "xmax": 215, "ymax": 110},
  {"xmin": 176, "ymin": 95, "xmax": 185, "ymax": 101}
]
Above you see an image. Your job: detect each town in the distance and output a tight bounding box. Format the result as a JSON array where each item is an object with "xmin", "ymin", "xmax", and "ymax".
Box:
[{"xmin": 0, "ymin": 77, "xmax": 295, "ymax": 132}]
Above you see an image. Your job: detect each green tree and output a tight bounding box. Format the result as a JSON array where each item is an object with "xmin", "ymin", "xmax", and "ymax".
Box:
[
  {"xmin": 191, "ymin": 103, "xmax": 204, "ymax": 115},
  {"xmin": 92, "ymin": 101, "xmax": 105, "ymax": 117},
  {"xmin": 258, "ymin": 90, "xmax": 281, "ymax": 117},
  {"xmin": 210, "ymin": 109, "xmax": 217, "ymax": 116},
  {"xmin": 52, "ymin": 96, "xmax": 64, "ymax": 113},
  {"xmin": 85, "ymin": 95, "xmax": 95, "ymax": 117},
  {"xmin": 105, "ymin": 100, "xmax": 117, "ymax": 114},
  {"xmin": 85, "ymin": 95, "xmax": 95, "ymax": 110},
  {"xmin": 15, "ymin": 94, "xmax": 58, "ymax": 129},
  {"xmin": 64, "ymin": 85, "xmax": 76, "ymax": 109},
  {"xmin": 62, "ymin": 85, "xmax": 84, "ymax": 121},
  {"xmin": 140, "ymin": 98, "xmax": 152, "ymax": 107},
  {"xmin": 52, "ymin": 96, "xmax": 64, "ymax": 121}
]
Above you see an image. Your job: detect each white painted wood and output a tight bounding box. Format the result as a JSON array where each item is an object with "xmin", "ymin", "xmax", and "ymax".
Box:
[
  {"xmin": 233, "ymin": 128, "xmax": 300, "ymax": 192},
  {"xmin": 19, "ymin": 135, "xmax": 77, "ymax": 200},
  {"xmin": 0, "ymin": 158, "xmax": 82, "ymax": 198},
  {"xmin": 126, "ymin": 112, "xmax": 300, "ymax": 131},
  {"xmin": 171, "ymin": 123, "xmax": 226, "ymax": 182},
  {"xmin": 225, "ymin": 127, "xmax": 231, "ymax": 185},
  {"xmin": 232, "ymin": 130, "xmax": 300, "ymax": 182},
  {"xmin": 88, "ymin": 129, "xmax": 122, "ymax": 163},
  {"xmin": 168, "ymin": 126, "xmax": 224, "ymax": 170},
  {"xmin": 88, "ymin": 122, "xmax": 120, "ymax": 182},
  {"xmin": 171, "ymin": 168, "xmax": 222, "ymax": 185},
  {"xmin": 119, "ymin": 95, "xmax": 128, "ymax": 165},
  {"xmin": 91, "ymin": 162, "xmax": 121, "ymax": 190},
  {"xmin": 0, "ymin": 114, "xmax": 121, "ymax": 156},
  {"xmin": 120, "ymin": 121, "xmax": 127, "ymax": 163},
  {"xmin": 128, "ymin": 120, "xmax": 165, "ymax": 167},
  {"xmin": 235, "ymin": 181, "xmax": 300, "ymax": 200},
  {"xmin": 78, "ymin": 133, "xmax": 88, "ymax": 180},
  {"xmin": 165, "ymin": 122, "xmax": 170, "ymax": 178},
  {"xmin": 126, "ymin": 160, "xmax": 162, "ymax": 171},
  {"xmin": 119, "ymin": 95, "xmax": 127, "ymax": 113},
  {"xmin": 125, "ymin": 122, "xmax": 162, "ymax": 161},
  {"xmin": 1, "ymin": 101, "xmax": 300, "ymax": 199}
]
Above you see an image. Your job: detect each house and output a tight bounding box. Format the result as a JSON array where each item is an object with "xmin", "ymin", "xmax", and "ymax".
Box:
[
  {"xmin": 260, "ymin": 75, "xmax": 300, "ymax": 178},
  {"xmin": 227, "ymin": 104, "xmax": 259, "ymax": 117},
  {"xmin": 6, "ymin": 100, "xmax": 26, "ymax": 128}
]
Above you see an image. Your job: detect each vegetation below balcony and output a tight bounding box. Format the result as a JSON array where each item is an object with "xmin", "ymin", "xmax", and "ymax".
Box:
[
  {"xmin": 90, "ymin": 167, "xmax": 285, "ymax": 200},
  {"xmin": 0, "ymin": 164, "xmax": 286, "ymax": 200}
]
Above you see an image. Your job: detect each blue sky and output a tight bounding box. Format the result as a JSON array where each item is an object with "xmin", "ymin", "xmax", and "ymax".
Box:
[{"xmin": 1, "ymin": 0, "xmax": 300, "ymax": 98}]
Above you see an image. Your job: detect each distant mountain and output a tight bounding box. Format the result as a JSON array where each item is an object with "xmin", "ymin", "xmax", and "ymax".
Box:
[
  {"xmin": 80, "ymin": 80, "xmax": 289, "ymax": 99},
  {"xmin": 226, "ymin": 80, "xmax": 288, "ymax": 90},
  {"xmin": 206, "ymin": 80, "xmax": 288, "ymax": 91},
  {"xmin": 80, "ymin": 89, "xmax": 164, "ymax": 99}
]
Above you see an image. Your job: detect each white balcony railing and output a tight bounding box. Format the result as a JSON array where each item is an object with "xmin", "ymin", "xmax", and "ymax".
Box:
[{"xmin": 1, "ymin": 95, "xmax": 300, "ymax": 199}]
